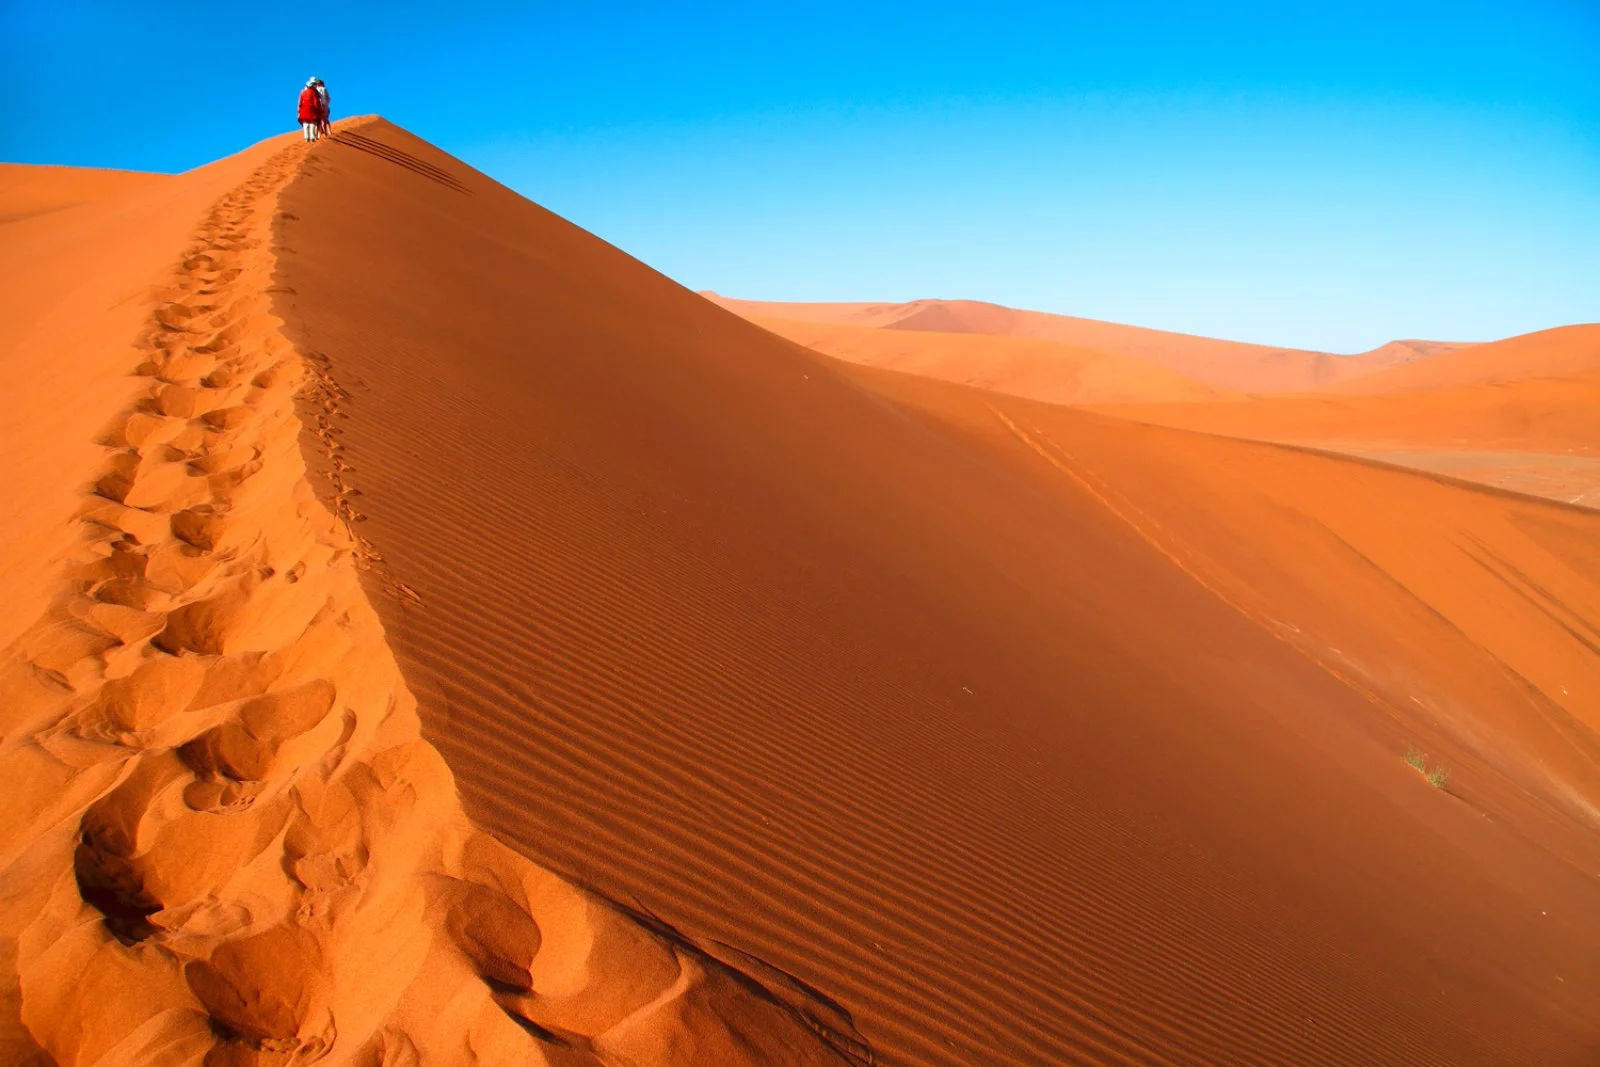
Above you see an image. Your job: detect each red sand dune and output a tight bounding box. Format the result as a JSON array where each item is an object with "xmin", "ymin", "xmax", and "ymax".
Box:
[
  {"xmin": 273, "ymin": 120, "xmax": 1598, "ymax": 1064},
  {"xmin": 0, "ymin": 154, "xmax": 264, "ymax": 652},
  {"xmin": 1090, "ymin": 324, "xmax": 1600, "ymax": 507},
  {"xmin": 706, "ymin": 292, "xmax": 1473, "ymax": 394},
  {"xmin": 0, "ymin": 131, "xmax": 856, "ymax": 1065},
  {"xmin": 1094, "ymin": 370, "xmax": 1600, "ymax": 454},
  {"xmin": 3, "ymin": 118, "xmax": 1599, "ymax": 1066},
  {"xmin": 1327, "ymin": 323, "xmax": 1600, "ymax": 394},
  {"xmin": 0, "ymin": 162, "xmax": 169, "ymax": 225},
  {"xmin": 737, "ymin": 313, "xmax": 1229, "ymax": 404}
]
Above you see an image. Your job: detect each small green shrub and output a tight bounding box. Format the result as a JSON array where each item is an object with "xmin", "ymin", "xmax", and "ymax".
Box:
[{"xmin": 1404, "ymin": 746, "xmax": 1449, "ymax": 789}]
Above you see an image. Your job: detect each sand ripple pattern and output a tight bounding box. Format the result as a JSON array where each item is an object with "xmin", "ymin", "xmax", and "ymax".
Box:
[{"xmin": 0, "ymin": 139, "xmax": 862, "ymax": 1066}]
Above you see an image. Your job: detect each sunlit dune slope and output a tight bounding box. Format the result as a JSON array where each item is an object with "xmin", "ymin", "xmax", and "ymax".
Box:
[
  {"xmin": 705, "ymin": 292, "xmax": 1471, "ymax": 393},
  {"xmin": 0, "ymin": 162, "xmax": 169, "ymax": 224},
  {"xmin": 276, "ymin": 119, "xmax": 1600, "ymax": 1066},
  {"xmin": 0, "ymin": 151, "xmax": 273, "ymax": 650},
  {"xmin": 862, "ymin": 366, "xmax": 1600, "ymax": 838},
  {"xmin": 0, "ymin": 127, "xmax": 859, "ymax": 1066},
  {"xmin": 735, "ymin": 313, "xmax": 1228, "ymax": 404},
  {"xmin": 1089, "ymin": 325, "xmax": 1600, "ymax": 507},
  {"xmin": 1359, "ymin": 337, "xmax": 1480, "ymax": 365},
  {"xmin": 1327, "ymin": 323, "xmax": 1600, "ymax": 394},
  {"xmin": 1094, "ymin": 369, "xmax": 1600, "ymax": 455}
]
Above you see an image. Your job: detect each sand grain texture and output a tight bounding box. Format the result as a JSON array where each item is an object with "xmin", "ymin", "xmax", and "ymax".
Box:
[
  {"xmin": 273, "ymin": 121, "xmax": 1600, "ymax": 1065},
  {"xmin": 0, "ymin": 130, "xmax": 861, "ymax": 1066}
]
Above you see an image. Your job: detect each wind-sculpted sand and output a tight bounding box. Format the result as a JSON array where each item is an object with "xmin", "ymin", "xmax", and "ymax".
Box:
[
  {"xmin": 705, "ymin": 293, "xmax": 1470, "ymax": 393},
  {"xmin": 272, "ymin": 120, "xmax": 1600, "ymax": 1066},
  {"xmin": 719, "ymin": 291, "xmax": 1599, "ymax": 511},
  {"xmin": 0, "ymin": 163, "xmax": 169, "ymax": 225},
  {"xmin": 1088, "ymin": 325, "xmax": 1600, "ymax": 509},
  {"xmin": 5, "ymin": 116, "xmax": 1599, "ymax": 1067},
  {"xmin": 0, "ymin": 129, "xmax": 860, "ymax": 1066},
  {"xmin": 727, "ymin": 314, "xmax": 1229, "ymax": 406}
]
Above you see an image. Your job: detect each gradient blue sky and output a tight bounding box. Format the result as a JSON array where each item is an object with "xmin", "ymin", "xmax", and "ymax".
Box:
[{"xmin": 4, "ymin": 1, "xmax": 1596, "ymax": 352}]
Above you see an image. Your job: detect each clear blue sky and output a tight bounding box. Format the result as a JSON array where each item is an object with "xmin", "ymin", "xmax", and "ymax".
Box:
[{"xmin": 4, "ymin": 1, "xmax": 1596, "ymax": 352}]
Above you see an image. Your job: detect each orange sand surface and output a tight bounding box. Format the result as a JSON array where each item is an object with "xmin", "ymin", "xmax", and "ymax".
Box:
[
  {"xmin": 274, "ymin": 121, "xmax": 1597, "ymax": 1064},
  {"xmin": 707, "ymin": 293, "xmax": 1472, "ymax": 393},
  {"xmin": 737, "ymin": 314, "xmax": 1228, "ymax": 405},
  {"xmin": 3, "ymin": 118, "xmax": 1598, "ymax": 1066},
  {"xmin": 1328, "ymin": 324, "xmax": 1600, "ymax": 394},
  {"xmin": 0, "ymin": 131, "xmax": 856, "ymax": 1065},
  {"xmin": 0, "ymin": 163, "xmax": 169, "ymax": 225},
  {"xmin": 1090, "ymin": 325, "xmax": 1600, "ymax": 509},
  {"xmin": 710, "ymin": 297, "xmax": 1596, "ymax": 508}
]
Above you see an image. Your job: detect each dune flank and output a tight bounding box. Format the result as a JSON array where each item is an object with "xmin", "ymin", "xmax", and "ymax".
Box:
[
  {"xmin": 1326, "ymin": 324, "xmax": 1600, "ymax": 395},
  {"xmin": 263, "ymin": 120, "xmax": 1600, "ymax": 1065},
  {"xmin": 0, "ymin": 131, "xmax": 860, "ymax": 1065},
  {"xmin": 0, "ymin": 163, "xmax": 169, "ymax": 225},
  {"xmin": 705, "ymin": 293, "xmax": 1472, "ymax": 393},
  {"xmin": 1089, "ymin": 324, "xmax": 1600, "ymax": 508},
  {"xmin": 733, "ymin": 314, "xmax": 1228, "ymax": 405}
]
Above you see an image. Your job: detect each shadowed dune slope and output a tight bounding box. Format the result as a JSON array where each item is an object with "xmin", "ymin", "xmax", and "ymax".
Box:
[
  {"xmin": 734, "ymin": 314, "xmax": 1229, "ymax": 405},
  {"xmin": 277, "ymin": 119, "xmax": 1600, "ymax": 1065},
  {"xmin": 0, "ymin": 163, "xmax": 169, "ymax": 224},
  {"xmin": 704, "ymin": 293, "xmax": 1471, "ymax": 393}
]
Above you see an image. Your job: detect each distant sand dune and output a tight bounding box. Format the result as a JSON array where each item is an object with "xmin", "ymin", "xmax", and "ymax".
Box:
[
  {"xmin": 1086, "ymin": 325, "xmax": 1600, "ymax": 508},
  {"xmin": 1327, "ymin": 323, "xmax": 1600, "ymax": 394},
  {"xmin": 706, "ymin": 293, "xmax": 1473, "ymax": 393},
  {"xmin": 0, "ymin": 162, "xmax": 169, "ymax": 224},
  {"xmin": 737, "ymin": 313, "xmax": 1231, "ymax": 405},
  {"xmin": 705, "ymin": 301, "xmax": 1597, "ymax": 509}
]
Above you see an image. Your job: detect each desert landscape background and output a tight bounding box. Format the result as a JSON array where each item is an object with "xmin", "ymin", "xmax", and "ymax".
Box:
[{"xmin": 1, "ymin": 115, "xmax": 1597, "ymax": 1066}]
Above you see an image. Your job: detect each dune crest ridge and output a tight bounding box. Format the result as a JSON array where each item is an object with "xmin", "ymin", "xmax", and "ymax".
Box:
[
  {"xmin": 267, "ymin": 120, "xmax": 1600, "ymax": 1066},
  {"xmin": 702, "ymin": 293, "xmax": 1473, "ymax": 393},
  {"xmin": 0, "ymin": 163, "xmax": 170, "ymax": 225},
  {"xmin": 0, "ymin": 131, "xmax": 862, "ymax": 1066}
]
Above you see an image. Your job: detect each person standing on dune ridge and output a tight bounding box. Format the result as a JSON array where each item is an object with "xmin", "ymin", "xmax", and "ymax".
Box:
[
  {"xmin": 298, "ymin": 77, "xmax": 324, "ymax": 141},
  {"xmin": 315, "ymin": 78, "xmax": 332, "ymax": 138}
]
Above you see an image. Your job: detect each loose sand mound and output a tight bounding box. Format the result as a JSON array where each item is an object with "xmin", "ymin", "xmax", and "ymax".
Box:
[
  {"xmin": 735, "ymin": 314, "xmax": 1228, "ymax": 405},
  {"xmin": 268, "ymin": 120, "xmax": 1600, "ymax": 1065},
  {"xmin": 705, "ymin": 293, "xmax": 1471, "ymax": 393},
  {"xmin": 0, "ymin": 163, "xmax": 169, "ymax": 225},
  {"xmin": 0, "ymin": 127, "xmax": 859, "ymax": 1066}
]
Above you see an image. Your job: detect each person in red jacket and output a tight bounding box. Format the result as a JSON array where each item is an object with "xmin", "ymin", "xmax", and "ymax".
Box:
[{"xmin": 298, "ymin": 78, "xmax": 325, "ymax": 142}]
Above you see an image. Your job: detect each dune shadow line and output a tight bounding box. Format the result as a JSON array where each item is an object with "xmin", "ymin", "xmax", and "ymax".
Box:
[{"xmin": 331, "ymin": 131, "xmax": 471, "ymax": 194}]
